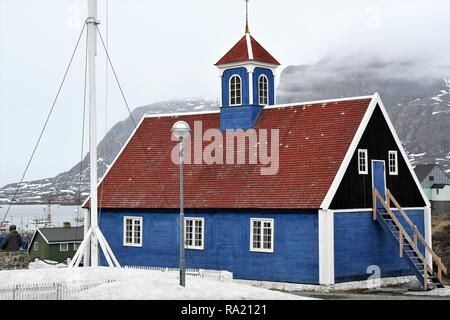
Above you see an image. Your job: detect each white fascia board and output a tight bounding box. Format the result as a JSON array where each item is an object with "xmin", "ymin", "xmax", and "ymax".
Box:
[
  {"xmin": 266, "ymin": 95, "xmax": 375, "ymax": 111},
  {"xmin": 320, "ymin": 95, "xmax": 378, "ymax": 210},
  {"xmin": 216, "ymin": 62, "xmax": 278, "ymax": 76},
  {"xmin": 320, "ymin": 93, "xmax": 430, "ymax": 210},
  {"xmin": 82, "ymin": 115, "xmax": 149, "ymax": 208},
  {"xmin": 246, "ymin": 33, "xmax": 254, "ymax": 60},
  {"xmin": 36, "ymin": 228, "xmax": 50, "ymax": 245},
  {"xmin": 375, "ymin": 94, "xmax": 431, "ymax": 207}
]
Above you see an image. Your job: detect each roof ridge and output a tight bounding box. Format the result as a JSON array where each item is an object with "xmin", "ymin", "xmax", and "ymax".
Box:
[{"xmin": 141, "ymin": 95, "xmax": 375, "ymax": 120}]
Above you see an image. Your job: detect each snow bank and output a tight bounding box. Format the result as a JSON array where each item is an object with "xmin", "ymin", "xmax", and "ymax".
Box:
[
  {"xmin": 405, "ymin": 287, "xmax": 450, "ymax": 297},
  {"xmin": 0, "ymin": 267, "xmax": 309, "ymax": 300}
]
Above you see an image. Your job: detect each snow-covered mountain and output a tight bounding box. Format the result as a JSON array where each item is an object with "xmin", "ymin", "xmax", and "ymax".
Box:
[
  {"xmin": 0, "ymin": 100, "xmax": 220, "ymax": 205},
  {"xmin": 278, "ymin": 54, "xmax": 450, "ymax": 173},
  {"xmin": 1, "ymin": 54, "xmax": 449, "ymax": 204}
]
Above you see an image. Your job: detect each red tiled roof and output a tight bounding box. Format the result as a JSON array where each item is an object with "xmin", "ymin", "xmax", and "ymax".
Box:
[
  {"xmin": 215, "ymin": 34, "xmax": 280, "ymax": 66},
  {"xmin": 89, "ymin": 97, "xmax": 373, "ymax": 210}
]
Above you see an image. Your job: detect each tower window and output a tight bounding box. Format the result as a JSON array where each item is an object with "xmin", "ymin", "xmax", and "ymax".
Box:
[
  {"xmin": 229, "ymin": 75, "xmax": 242, "ymax": 106},
  {"xmin": 258, "ymin": 75, "xmax": 268, "ymax": 105}
]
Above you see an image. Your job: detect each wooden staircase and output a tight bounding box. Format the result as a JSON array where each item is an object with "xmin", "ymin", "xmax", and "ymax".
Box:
[{"xmin": 372, "ymin": 188, "xmax": 447, "ymax": 290}]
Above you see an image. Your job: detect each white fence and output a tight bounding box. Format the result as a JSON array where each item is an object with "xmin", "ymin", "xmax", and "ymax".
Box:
[
  {"xmin": 0, "ymin": 280, "xmax": 114, "ymax": 300},
  {"xmin": 123, "ymin": 266, "xmax": 234, "ymax": 282}
]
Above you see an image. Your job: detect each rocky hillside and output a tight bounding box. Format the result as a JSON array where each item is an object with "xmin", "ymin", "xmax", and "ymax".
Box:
[
  {"xmin": 278, "ymin": 54, "xmax": 450, "ymax": 172},
  {"xmin": 1, "ymin": 54, "xmax": 449, "ymax": 204},
  {"xmin": 0, "ymin": 100, "xmax": 220, "ymax": 204}
]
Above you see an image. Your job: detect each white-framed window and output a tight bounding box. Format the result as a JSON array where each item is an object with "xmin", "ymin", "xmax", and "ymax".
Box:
[
  {"xmin": 123, "ymin": 216, "xmax": 143, "ymax": 247},
  {"xmin": 388, "ymin": 151, "xmax": 398, "ymax": 175},
  {"xmin": 358, "ymin": 149, "xmax": 368, "ymax": 175},
  {"xmin": 73, "ymin": 243, "xmax": 80, "ymax": 250},
  {"xmin": 185, "ymin": 217, "xmax": 204, "ymax": 250},
  {"xmin": 229, "ymin": 75, "xmax": 242, "ymax": 106},
  {"xmin": 258, "ymin": 75, "xmax": 269, "ymax": 105},
  {"xmin": 34, "ymin": 242, "xmax": 39, "ymax": 251},
  {"xmin": 250, "ymin": 218, "xmax": 274, "ymax": 253},
  {"xmin": 60, "ymin": 243, "xmax": 69, "ymax": 252}
]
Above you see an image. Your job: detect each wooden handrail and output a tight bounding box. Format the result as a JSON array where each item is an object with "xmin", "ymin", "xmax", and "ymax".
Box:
[
  {"xmin": 386, "ymin": 190, "xmax": 448, "ymax": 276},
  {"xmin": 374, "ymin": 190, "xmax": 430, "ymax": 290}
]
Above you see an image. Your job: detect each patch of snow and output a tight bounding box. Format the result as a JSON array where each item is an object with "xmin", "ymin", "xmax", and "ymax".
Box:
[
  {"xmin": 409, "ymin": 153, "xmax": 426, "ymax": 157},
  {"xmin": 406, "ymin": 287, "xmax": 450, "ymax": 297},
  {"xmin": 431, "ymin": 97, "xmax": 444, "ymax": 103},
  {"xmin": 0, "ymin": 267, "xmax": 309, "ymax": 300}
]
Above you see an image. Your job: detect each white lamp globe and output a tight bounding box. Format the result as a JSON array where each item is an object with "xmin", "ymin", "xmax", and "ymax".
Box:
[{"xmin": 171, "ymin": 121, "xmax": 191, "ymax": 140}]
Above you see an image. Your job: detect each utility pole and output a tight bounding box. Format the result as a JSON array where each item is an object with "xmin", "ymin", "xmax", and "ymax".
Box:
[{"xmin": 87, "ymin": 0, "xmax": 99, "ymax": 267}]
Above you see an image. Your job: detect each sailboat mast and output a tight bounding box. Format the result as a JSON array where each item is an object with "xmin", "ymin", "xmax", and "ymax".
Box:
[{"xmin": 87, "ymin": 0, "xmax": 99, "ymax": 267}]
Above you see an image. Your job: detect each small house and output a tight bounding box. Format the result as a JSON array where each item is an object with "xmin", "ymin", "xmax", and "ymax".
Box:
[
  {"xmin": 28, "ymin": 226, "xmax": 83, "ymax": 263},
  {"xmin": 415, "ymin": 164, "xmax": 450, "ymax": 215}
]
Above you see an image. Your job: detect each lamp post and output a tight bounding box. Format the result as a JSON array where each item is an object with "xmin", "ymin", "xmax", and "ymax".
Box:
[{"xmin": 171, "ymin": 121, "xmax": 191, "ymax": 287}]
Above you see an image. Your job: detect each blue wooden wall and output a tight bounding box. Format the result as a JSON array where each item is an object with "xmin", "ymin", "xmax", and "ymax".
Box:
[
  {"xmin": 334, "ymin": 209, "xmax": 425, "ymax": 283},
  {"xmin": 99, "ymin": 209, "xmax": 319, "ymax": 284}
]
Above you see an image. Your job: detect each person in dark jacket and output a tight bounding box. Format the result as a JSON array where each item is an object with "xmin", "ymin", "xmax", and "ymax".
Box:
[{"xmin": 0, "ymin": 225, "xmax": 22, "ymax": 251}]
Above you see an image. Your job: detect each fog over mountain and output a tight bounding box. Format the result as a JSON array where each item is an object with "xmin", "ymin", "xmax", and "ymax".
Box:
[{"xmin": 1, "ymin": 54, "xmax": 450, "ymax": 204}]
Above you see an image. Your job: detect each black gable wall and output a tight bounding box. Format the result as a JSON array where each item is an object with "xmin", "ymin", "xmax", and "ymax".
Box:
[{"xmin": 330, "ymin": 105, "xmax": 426, "ymax": 210}]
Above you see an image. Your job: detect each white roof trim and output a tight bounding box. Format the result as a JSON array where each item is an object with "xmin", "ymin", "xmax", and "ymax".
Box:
[
  {"xmin": 376, "ymin": 94, "xmax": 431, "ymax": 207},
  {"xmin": 144, "ymin": 109, "xmax": 220, "ymax": 119},
  {"xmin": 142, "ymin": 95, "xmax": 375, "ymax": 120},
  {"xmin": 265, "ymin": 95, "xmax": 376, "ymax": 110},
  {"xmin": 216, "ymin": 61, "xmax": 279, "ymax": 71},
  {"xmin": 82, "ymin": 115, "xmax": 148, "ymax": 208},
  {"xmin": 29, "ymin": 228, "xmax": 50, "ymax": 247},
  {"xmin": 320, "ymin": 93, "xmax": 430, "ymax": 210},
  {"xmin": 246, "ymin": 33, "xmax": 254, "ymax": 60}
]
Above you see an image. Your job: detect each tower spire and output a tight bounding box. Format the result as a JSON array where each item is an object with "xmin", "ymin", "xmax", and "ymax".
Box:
[{"xmin": 245, "ymin": 0, "xmax": 250, "ymax": 34}]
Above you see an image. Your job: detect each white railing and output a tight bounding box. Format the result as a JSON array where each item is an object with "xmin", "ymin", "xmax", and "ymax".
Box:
[
  {"xmin": 123, "ymin": 266, "xmax": 233, "ymax": 282},
  {"xmin": 0, "ymin": 280, "xmax": 114, "ymax": 300}
]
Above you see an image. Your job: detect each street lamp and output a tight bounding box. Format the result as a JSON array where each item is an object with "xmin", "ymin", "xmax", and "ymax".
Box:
[{"xmin": 171, "ymin": 121, "xmax": 191, "ymax": 287}]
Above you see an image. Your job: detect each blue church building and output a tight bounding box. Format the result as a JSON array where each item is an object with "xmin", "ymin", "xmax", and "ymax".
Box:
[{"xmin": 85, "ymin": 15, "xmax": 446, "ymax": 289}]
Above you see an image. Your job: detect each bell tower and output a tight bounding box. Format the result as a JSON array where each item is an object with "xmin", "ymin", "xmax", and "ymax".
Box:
[{"xmin": 215, "ymin": 0, "xmax": 280, "ymax": 131}]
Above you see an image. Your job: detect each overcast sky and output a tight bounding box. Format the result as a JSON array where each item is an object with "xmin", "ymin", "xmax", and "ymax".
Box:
[{"xmin": 0, "ymin": 0, "xmax": 449, "ymax": 187}]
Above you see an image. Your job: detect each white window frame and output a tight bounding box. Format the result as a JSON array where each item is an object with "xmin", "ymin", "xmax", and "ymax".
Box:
[
  {"xmin": 250, "ymin": 218, "xmax": 274, "ymax": 253},
  {"xmin": 123, "ymin": 216, "xmax": 143, "ymax": 248},
  {"xmin": 229, "ymin": 75, "xmax": 242, "ymax": 106},
  {"xmin": 73, "ymin": 242, "xmax": 81, "ymax": 251},
  {"xmin": 388, "ymin": 150, "xmax": 398, "ymax": 175},
  {"xmin": 60, "ymin": 243, "xmax": 69, "ymax": 252},
  {"xmin": 358, "ymin": 149, "xmax": 368, "ymax": 175},
  {"xmin": 34, "ymin": 242, "xmax": 39, "ymax": 251},
  {"xmin": 184, "ymin": 217, "xmax": 204, "ymax": 250},
  {"xmin": 258, "ymin": 75, "xmax": 269, "ymax": 105}
]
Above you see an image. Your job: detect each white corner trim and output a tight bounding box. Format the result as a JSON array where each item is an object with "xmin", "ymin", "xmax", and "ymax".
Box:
[
  {"xmin": 246, "ymin": 33, "xmax": 254, "ymax": 60},
  {"xmin": 320, "ymin": 95, "xmax": 378, "ymax": 210},
  {"xmin": 248, "ymin": 70, "xmax": 254, "ymax": 105},
  {"xmin": 424, "ymin": 206, "xmax": 432, "ymax": 268},
  {"xmin": 375, "ymin": 95, "xmax": 431, "ymax": 207},
  {"xmin": 82, "ymin": 115, "xmax": 148, "ymax": 208},
  {"xmin": 319, "ymin": 210, "xmax": 335, "ymax": 285}
]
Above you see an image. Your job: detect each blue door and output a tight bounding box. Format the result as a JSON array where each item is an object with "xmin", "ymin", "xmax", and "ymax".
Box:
[{"xmin": 372, "ymin": 160, "xmax": 386, "ymax": 210}]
